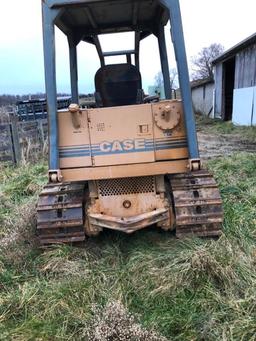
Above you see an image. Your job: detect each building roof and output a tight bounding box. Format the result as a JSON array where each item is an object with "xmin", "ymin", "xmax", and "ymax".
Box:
[
  {"xmin": 190, "ymin": 78, "xmax": 214, "ymax": 89},
  {"xmin": 212, "ymin": 32, "xmax": 256, "ymax": 65}
]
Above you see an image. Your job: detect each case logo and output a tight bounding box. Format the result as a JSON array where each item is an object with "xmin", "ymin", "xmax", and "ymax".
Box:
[{"xmin": 100, "ymin": 139, "xmax": 145, "ymax": 153}]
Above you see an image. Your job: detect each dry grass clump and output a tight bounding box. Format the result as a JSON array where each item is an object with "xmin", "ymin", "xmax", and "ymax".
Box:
[
  {"xmin": 0, "ymin": 108, "xmax": 10, "ymax": 123},
  {"xmin": 0, "ymin": 198, "xmax": 37, "ymax": 262},
  {"xmin": 20, "ymin": 137, "xmax": 48, "ymax": 165},
  {"xmin": 37, "ymin": 246, "xmax": 91, "ymax": 278},
  {"xmin": 126, "ymin": 236, "xmax": 253, "ymax": 296},
  {"xmin": 85, "ymin": 301, "xmax": 168, "ymax": 341},
  {"xmin": 123, "ymin": 236, "xmax": 256, "ymax": 340},
  {"xmin": 0, "ymin": 162, "xmax": 46, "ymax": 262}
]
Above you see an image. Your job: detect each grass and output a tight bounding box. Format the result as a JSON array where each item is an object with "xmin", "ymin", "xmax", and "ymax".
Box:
[
  {"xmin": 196, "ymin": 115, "xmax": 256, "ymax": 143},
  {"xmin": 0, "ymin": 153, "xmax": 256, "ymax": 340},
  {"xmin": 0, "ymin": 163, "xmax": 47, "ymax": 223}
]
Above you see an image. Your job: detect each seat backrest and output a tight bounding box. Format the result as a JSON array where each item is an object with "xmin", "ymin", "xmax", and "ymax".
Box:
[{"xmin": 95, "ymin": 64, "xmax": 142, "ymax": 107}]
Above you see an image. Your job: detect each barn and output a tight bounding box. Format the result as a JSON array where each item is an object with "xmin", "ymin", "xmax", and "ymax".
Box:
[
  {"xmin": 191, "ymin": 79, "xmax": 214, "ymax": 117},
  {"xmin": 212, "ymin": 33, "xmax": 256, "ymax": 126}
]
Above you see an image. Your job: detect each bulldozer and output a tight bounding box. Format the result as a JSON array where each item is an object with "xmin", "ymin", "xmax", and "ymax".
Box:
[{"xmin": 37, "ymin": 0, "xmax": 223, "ymax": 245}]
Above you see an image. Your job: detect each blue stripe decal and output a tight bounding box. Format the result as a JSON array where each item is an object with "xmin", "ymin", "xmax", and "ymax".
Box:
[
  {"xmin": 60, "ymin": 147, "xmax": 90, "ymax": 151},
  {"xmin": 59, "ymin": 138, "xmax": 188, "ymax": 158},
  {"xmin": 60, "ymin": 143, "xmax": 187, "ymax": 153},
  {"xmin": 60, "ymin": 153, "xmax": 91, "ymax": 158},
  {"xmin": 59, "ymin": 150, "xmax": 91, "ymax": 155},
  {"xmin": 59, "ymin": 139, "xmax": 187, "ymax": 149},
  {"xmin": 60, "ymin": 145, "xmax": 187, "ymax": 158},
  {"xmin": 156, "ymin": 144, "xmax": 187, "ymax": 151},
  {"xmin": 60, "ymin": 144, "xmax": 89, "ymax": 148},
  {"xmin": 60, "ymin": 151, "xmax": 91, "ymax": 158}
]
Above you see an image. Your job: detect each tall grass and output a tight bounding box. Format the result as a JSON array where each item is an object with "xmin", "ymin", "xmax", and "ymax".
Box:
[{"xmin": 0, "ymin": 153, "xmax": 255, "ymax": 340}]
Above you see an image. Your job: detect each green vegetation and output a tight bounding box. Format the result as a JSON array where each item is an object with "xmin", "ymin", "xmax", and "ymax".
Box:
[
  {"xmin": 196, "ymin": 115, "xmax": 256, "ymax": 143},
  {"xmin": 0, "ymin": 153, "xmax": 255, "ymax": 340},
  {"xmin": 0, "ymin": 163, "xmax": 47, "ymax": 235}
]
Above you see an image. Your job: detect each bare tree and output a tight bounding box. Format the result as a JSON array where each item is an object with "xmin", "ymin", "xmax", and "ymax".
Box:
[
  {"xmin": 154, "ymin": 71, "xmax": 163, "ymax": 88},
  {"xmin": 191, "ymin": 43, "xmax": 225, "ymax": 80},
  {"xmin": 169, "ymin": 68, "xmax": 178, "ymax": 89},
  {"xmin": 154, "ymin": 68, "xmax": 178, "ymax": 89}
]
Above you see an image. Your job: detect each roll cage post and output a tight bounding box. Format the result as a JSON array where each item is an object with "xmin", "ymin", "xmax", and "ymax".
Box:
[{"xmin": 42, "ymin": 0, "xmax": 199, "ymax": 177}]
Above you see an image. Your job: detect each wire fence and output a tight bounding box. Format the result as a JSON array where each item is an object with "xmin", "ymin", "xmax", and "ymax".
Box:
[{"xmin": 0, "ymin": 114, "xmax": 48, "ymax": 164}]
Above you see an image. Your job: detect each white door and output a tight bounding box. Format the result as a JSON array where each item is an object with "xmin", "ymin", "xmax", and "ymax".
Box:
[{"xmin": 232, "ymin": 87, "xmax": 254, "ymax": 126}]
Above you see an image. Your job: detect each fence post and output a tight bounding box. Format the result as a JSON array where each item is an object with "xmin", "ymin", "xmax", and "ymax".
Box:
[
  {"xmin": 38, "ymin": 119, "xmax": 46, "ymax": 149},
  {"xmin": 9, "ymin": 113, "xmax": 21, "ymax": 164}
]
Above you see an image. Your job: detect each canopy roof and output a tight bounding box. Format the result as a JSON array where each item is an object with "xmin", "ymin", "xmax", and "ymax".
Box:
[{"xmin": 48, "ymin": 0, "xmax": 169, "ymax": 43}]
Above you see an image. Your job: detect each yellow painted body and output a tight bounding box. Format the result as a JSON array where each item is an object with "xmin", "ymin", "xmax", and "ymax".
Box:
[
  {"xmin": 57, "ymin": 100, "xmax": 189, "ymax": 233},
  {"xmin": 58, "ymin": 100, "xmax": 189, "ymax": 181}
]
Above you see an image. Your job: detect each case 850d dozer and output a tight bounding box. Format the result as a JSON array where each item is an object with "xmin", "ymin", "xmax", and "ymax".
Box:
[{"xmin": 37, "ymin": 0, "xmax": 223, "ymax": 245}]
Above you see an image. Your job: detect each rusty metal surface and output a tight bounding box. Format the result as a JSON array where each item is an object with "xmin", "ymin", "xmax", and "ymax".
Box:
[
  {"xmin": 36, "ymin": 182, "xmax": 86, "ymax": 245},
  {"xmin": 87, "ymin": 175, "xmax": 173, "ymax": 234},
  {"xmin": 88, "ymin": 208, "xmax": 169, "ymax": 234},
  {"xmin": 169, "ymin": 170, "xmax": 223, "ymax": 238},
  {"xmin": 36, "ymin": 170, "xmax": 223, "ymax": 243}
]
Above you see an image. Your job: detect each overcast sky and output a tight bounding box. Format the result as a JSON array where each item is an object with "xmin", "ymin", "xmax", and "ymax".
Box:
[{"xmin": 0, "ymin": 0, "xmax": 255, "ymax": 95}]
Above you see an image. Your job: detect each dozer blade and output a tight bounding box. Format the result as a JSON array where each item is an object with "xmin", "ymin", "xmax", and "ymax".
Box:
[
  {"xmin": 169, "ymin": 170, "xmax": 223, "ymax": 238},
  {"xmin": 36, "ymin": 183, "xmax": 86, "ymax": 245}
]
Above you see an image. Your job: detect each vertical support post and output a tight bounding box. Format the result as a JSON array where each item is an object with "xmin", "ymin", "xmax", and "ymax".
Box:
[
  {"xmin": 157, "ymin": 25, "xmax": 172, "ymax": 99},
  {"xmin": 42, "ymin": 3, "xmax": 60, "ymax": 171},
  {"xmin": 126, "ymin": 54, "xmax": 132, "ymax": 64},
  {"xmin": 160, "ymin": 0, "xmax": 199, "ymax": 160},
  {"xmin": 9, "ymin": 113, "xmax": 21, "ymax": 164},
  {"xmin": 26, "ymin": 105, "xmax": 29, "ymax": 121},
  {"xmin": 68, "ymin": 35, "xmax": 79, "ymax": 104},
  {"xmin": 93, "ymin": 36, "xmax": 105, "ymax": 67},
  {"xmin": 38, "ymin": 119, "xmax": 46, "ymax": 147},
  {"xmin": 33, "ymin": 103, "xmax": 36, "ymax": 120},
  {"xmin": 135, "ymin": 31, "xmax": 140, "ymax": 70}
]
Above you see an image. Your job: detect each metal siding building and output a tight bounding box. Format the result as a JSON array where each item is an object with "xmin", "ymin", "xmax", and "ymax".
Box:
[
  {"xmin": 191, "ymin": 79, "xmax": 214, "ymax": 117},
  {"xmin": 213, "ymin": 33, "xmax": 256, "ymax": 125}
]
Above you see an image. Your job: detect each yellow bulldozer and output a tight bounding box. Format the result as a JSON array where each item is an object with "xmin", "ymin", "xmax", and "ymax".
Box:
[{"xmin": 37, "ymin": 0, "xmax": 223, "ymax": 245}]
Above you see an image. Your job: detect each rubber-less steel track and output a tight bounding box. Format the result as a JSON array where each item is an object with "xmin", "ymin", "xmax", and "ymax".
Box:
[
  {"xmin": 36, "ymin": 171, "xmax": 223, "ymax": 244},
  {"xmin": 169, "ymin": 170, "xmax": 223, "ymax": 238},
  {"xmin": 37, "ymin": 183, "xmax": 86, "ymax": 245}
]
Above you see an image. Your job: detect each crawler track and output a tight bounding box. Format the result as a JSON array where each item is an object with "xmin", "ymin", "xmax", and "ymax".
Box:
[
  {"xmin": 37, "ymin": 183, "xmax": 86, "ymax": 246},
  {"xmin": 36, "ymin": 171, "xmax": 223, "ymax": 245},
  {"xmin": 169, "ymin": 170, "xmax": 223, "ymax": 238}
]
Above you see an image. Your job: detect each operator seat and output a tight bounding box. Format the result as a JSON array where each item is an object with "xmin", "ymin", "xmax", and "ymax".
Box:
[{"xmin": 95, "ymin": 63, "xmax": 143, "ymax": 107}]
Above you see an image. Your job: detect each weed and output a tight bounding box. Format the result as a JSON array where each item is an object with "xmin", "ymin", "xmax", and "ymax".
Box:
[{"xmin": 85, "ymin": 301, "xmax": 168, "ymax": 341}]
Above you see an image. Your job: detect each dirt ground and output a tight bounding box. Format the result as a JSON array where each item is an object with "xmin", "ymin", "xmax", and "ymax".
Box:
[{"xmin": 198, "ymin": 132, "xmax": 256, "ymax": 159}]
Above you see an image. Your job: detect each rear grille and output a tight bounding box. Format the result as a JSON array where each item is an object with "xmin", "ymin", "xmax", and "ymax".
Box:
[{"xmin": 98, "ymin": 176, "xmax": 155, "ymax": 197}]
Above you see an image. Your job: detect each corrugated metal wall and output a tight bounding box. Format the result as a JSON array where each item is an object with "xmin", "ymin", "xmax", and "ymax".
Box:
[
  {"xmin": 213, "ymin": 64, "xmax": 223, "ymax": 118},
  {"xmin": 214, "ymin": 42, "xmax": 256, "ymax": 120},
  {"xmin": 192, "ymin": 83, "xmax": 214, "ymax": 117},
  {"xmin": 235, "ymin": 43, "xmax": 256, "ymax": 89}
]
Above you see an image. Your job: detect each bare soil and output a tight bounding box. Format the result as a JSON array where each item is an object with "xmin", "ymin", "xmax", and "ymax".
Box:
[{"xmin": 198, "ymin": 132, "xmax": 256, "ymax": 159}]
